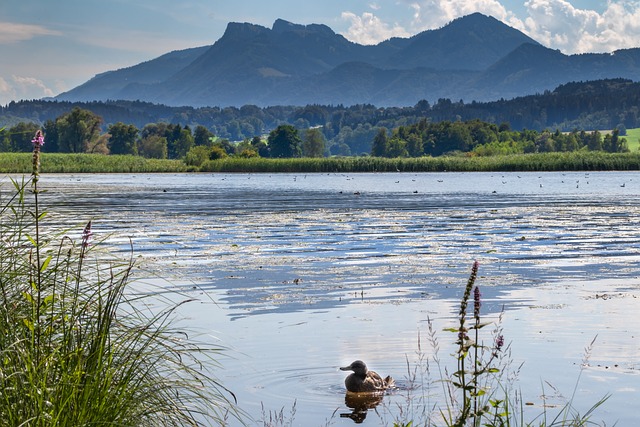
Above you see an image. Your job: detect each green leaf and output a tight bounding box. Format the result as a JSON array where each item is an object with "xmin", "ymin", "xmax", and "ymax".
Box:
[
  {"xmin": 469, "ymin": 321, "xmax": 493, "ymax": 330},
  {"xmin": 40, "ymin": 255, "xmax": 52, "ymax": 272},
  {"xmin": 26, "ymin": 234, "xmax": 37, "ymax": 247},
  {"xmin": 23, "ymin": 318, "xmax": 34, "ymax": 332},
  {"xmin": 22, "ymin": 291, "xmax": 34, "ymax": 304},
  {"xmin": 42, "ymin": 294, "xmax": 55, "ymax": 308}
]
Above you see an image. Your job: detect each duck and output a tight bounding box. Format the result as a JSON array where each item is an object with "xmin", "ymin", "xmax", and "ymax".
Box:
[{"xmin": 340, "ymin": 360, "xmax": 394, "ymax": 393}]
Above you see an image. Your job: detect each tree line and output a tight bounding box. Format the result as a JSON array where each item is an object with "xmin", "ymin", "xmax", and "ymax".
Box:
[
  {"xmin": 370, "ymin": 119, "xmax": 628, "ymax": 158},
  {"xmin": 2, "ymin": 78, "xmax": 640, "ymax": 157},
  {"xmin": 0, "ymin": 107, "xmax": 629, "ymax": 164},
  {"xmin": 0, "ymin": 107, "xmax": 327, "ymax": 164}
]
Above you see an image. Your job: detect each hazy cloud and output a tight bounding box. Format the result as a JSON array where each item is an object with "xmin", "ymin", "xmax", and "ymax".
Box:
[
  {"xmin": 13, "ymin": 76, "xmax": 54, "ymax": 97},
  {"xmin": 0, "ymin": 75, "xmax": 55, "ymax": 105},
  {"xmin": 341, "ymin": 11, "xmax": 411, "ymax": 44},
  {"xmin": 0, "ymin": 77, "xmax": 14, "ymax": 105},
  {"xmin": 0, "ymin": 22, "xmax": 60, "ymax": 44}
]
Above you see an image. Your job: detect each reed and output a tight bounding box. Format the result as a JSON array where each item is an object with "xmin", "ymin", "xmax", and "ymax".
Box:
[
  {"xmin": 202, "ymin": 152, "xmax": 640, "ymax": 173},
  {"xmin": 0, "ymin": 151, "xmax": 639, "ymax": 174},
  {"xmin": 0, "ymin": 131, "xmax": 240, "ymax": 425},
  {"xmin": 0, "ymin": 153, "xmax": 189, "ymax": 173}
]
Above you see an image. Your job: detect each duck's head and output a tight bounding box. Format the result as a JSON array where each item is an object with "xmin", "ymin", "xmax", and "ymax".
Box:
[{"xmin": 340, "ymin": 360, "xmax": 368, "ymax": 376}]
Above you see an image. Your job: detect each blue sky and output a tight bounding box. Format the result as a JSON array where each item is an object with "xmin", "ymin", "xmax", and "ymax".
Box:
[{"xmin": 1, "ymin": 0, "xmax": 637, "ymax": 105}]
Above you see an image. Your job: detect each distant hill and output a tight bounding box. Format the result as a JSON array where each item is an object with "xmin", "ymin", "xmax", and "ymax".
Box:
[
  {"xmin": 55, "ymin": 12, "xmax": 624, "ymax": 107},
  {"xmin": 58, "ymin": 46, "xmax": 209, "ymax": 103},
  {"xmin": 9, "ymin": 78, "xmax": 640, "ymax": 137}
]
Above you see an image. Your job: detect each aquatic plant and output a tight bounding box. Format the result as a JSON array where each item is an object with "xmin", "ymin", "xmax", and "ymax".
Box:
[
  {"xmin": 443, "ymin": 261, "xmax": 510, "ymax": 427},
  {"xmin": 0, "ymin": 130, "xmax": 239, "ymax": 425},
  {"xmin": 389, "ymin": 262, "xmax": 610, "ymax": 427}
]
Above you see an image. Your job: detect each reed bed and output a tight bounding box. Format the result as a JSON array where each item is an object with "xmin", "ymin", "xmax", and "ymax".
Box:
[
  {"xmin": 203, "ymin": 152, "xmax": 640, "ymax": 173},
  {"xmin": 0, "ymin": 151, "xmax": 638, "ymax": 174},
  {"xmin": 0, "ymin": 153, "xmax": 189, "ymax": 173}
]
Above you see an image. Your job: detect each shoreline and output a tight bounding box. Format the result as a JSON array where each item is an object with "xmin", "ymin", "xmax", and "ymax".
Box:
[{"xmin": 1, "ymin": 151, "xmax": 640, "ymax": 174}]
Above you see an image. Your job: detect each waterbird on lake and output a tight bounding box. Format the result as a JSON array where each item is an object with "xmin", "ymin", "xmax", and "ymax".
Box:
[{"xmin": 340, "ymin": 360, "xmax": 394, "ymax": 393}]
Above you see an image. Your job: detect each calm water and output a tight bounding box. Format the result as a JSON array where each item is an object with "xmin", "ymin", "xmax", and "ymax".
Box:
[{"xmin": 31, "ymin": 172, "xmax": 640, "ymax": 425}]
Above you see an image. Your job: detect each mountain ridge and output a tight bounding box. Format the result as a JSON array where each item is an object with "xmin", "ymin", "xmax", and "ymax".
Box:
[{"xmin": 55, "ymin": 13, "xmax": 640, "ymax": 107}]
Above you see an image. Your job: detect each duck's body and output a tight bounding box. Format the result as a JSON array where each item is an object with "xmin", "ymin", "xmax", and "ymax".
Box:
[{"xmin": 340, "ymin": 360, "xmax": 394, "ymax": 393}]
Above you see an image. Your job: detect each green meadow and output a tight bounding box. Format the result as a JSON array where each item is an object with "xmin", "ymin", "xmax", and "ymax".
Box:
[{"xmin": 624, "ymin": 128, "xmax": 640, "ymax": 151}]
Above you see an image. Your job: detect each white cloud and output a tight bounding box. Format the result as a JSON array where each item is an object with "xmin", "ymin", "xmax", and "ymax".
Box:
[
  {"xmin": 0, "ymin": 75, "xmax": 55, "ymax": 105},
  {"xmin": 341, "ymin": 11, "xmax": 411, "ymax": 44},
  {"xmin": 12, "ymin": 76, "xmax": 54, "ymax": 98},
  {"xmin": 398, "ymin": 0, "xmax": 640, "ymax": 54},
  {"xmin": 522, "ymin": 0, "xmax": 640, "ymax": 53},
  {"xmin": 342, "ymin": 0, "xmax": 640, "ymax": 53},
  {"xmin": 0, "ymin": 22, "xmax": 60, "ymax": 44}
]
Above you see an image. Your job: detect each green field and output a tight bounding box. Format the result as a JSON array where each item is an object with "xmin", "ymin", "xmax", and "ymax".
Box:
[{"xmin": 624, "ymin": 128, "xmax": 640, "ymax": 151}]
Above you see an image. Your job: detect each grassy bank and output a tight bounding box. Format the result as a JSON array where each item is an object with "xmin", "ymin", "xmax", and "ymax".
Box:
[
  {"xmin": 0, "ymin": 153, "xmax": 189, "ymax": 173},
  {"xmin": 1, "ymin": 151, "xmax": 640, "ymax": 174}
]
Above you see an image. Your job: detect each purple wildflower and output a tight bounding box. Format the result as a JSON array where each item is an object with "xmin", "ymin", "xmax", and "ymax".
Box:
[
  {"xmin": 31, "ymin": 130, "xmax": 45, "ymax": 148},
  {"xmin": 81, "ymin": 220, "xmax": 92, "ymax": 255},
  {"xmin": 495, "ymin": 335, "xmax": 504, "ymax": 351},
  {"xmin": 473, "ymin": 286, "xmax": 481, "ymax": 320},
  {"xmin": 31, "ymin": 130, "xmax": 44, "ymax": 182}
]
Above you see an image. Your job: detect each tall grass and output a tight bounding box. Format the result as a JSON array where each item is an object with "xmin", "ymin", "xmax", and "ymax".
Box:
[
  {"xmin": 0, "ymin": 131, "xmax": 239, "ymax": 425},
  {"xmin": 202, "ymin": 152, "xmax": 640, "ymax": 173},
  {"xmin": 0, "ymin": 153, "xmax": 189, "ymax": 173},
  {"xmin": 0, "ymin": 151, "xmax": 639, "ymax": 174}
]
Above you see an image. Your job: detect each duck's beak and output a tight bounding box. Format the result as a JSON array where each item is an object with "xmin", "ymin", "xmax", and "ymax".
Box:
[{"xmin": 339, "ymin": 365, "xmax": 352, "ymax": 371}]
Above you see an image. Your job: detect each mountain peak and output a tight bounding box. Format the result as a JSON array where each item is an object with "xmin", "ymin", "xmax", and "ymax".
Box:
[
  {"xmin": 272, "ymin": 19, "xmax": 304, "ymax": 32},
  {"xmin": 221, "ymin": 21, "xmax": 269, "ymax": 40},
  {"xmin": 272, "ymin": 18, "xmax": 335, "ymax": 36}
]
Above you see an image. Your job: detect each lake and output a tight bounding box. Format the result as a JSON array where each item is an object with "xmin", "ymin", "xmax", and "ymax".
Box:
[{"xmin": 34, "ymin": 171, "xmax": 640, "ymax": 426}]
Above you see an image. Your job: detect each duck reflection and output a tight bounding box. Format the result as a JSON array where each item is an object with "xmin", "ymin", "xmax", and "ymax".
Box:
[{"xmin": 340, "ymin": 392, "xmax": 384, "ymax": 423}]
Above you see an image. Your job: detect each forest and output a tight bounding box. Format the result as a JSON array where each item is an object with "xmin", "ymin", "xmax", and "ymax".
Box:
[
  {"xmin": 0, "ymin": 78, "xmax": 637, "ymax": 159},
  {"xmin": 0, "ymin": 104, "xmax": 629, "ymax": 170}
]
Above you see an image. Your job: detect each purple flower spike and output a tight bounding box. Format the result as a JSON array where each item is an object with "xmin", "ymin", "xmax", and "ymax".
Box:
[
  {"xmin": 495, "ymin": 335, "xmax": 504, "ymax": 351},
  {"xmin": 81, "ymin": 220, "xmax": 92, "ymax": 251},
  {"xmin": 31, "ymin": 130, "xmax": 44, "ymax": 147},
  {"xmin": 473, "ymin": 286, "xmax": 481, "ymax": 320}
]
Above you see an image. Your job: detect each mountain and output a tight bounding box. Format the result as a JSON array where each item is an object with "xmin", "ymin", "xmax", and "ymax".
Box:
[
  {"xmin": 60, "ymin": 46, "xmax": 208, "ymax": 102},
  {"xmin": 382, "ymin": 13, "xmax": 540, "ymax": 71},
  {"xmin": 55, "ymin": 13, "xmax": 640, "ymax": 107}
]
